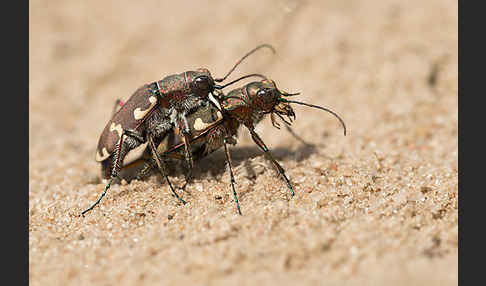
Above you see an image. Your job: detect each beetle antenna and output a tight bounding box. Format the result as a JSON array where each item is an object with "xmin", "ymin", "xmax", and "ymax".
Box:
[
  {"xmin": 282, "ymin": 91, "xmax": 301, "ymax": 96},
  {"xmin": 215, "ymin": 73, "xmax": 268, "ymax": 89},
  {"xmin": 215, "ymin": 44, "xmax": 276, "ymax": 82},
  {"xmin": 270, "ymin": 79, "xmax": 300, "ymax": 96},
  {"xmin": 283, "ymin": 99, "xmax": 347, "ymax": 136}
]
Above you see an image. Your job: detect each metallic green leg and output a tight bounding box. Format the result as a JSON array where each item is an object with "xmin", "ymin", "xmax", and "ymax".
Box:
[
  {"xmin": 223, "ymin": 139, "xmax": 242, "ymax": 215},
  {"xmin": 81, "ymin": 178, "xmax": 113, "ymax": 216},
  {"xmin": 148, "ymin": 133, "xmax": 186, "ymax": 205},
  {"xmin": 82, "ymin": 133, "xmax": 127, "ymax": 216},
  {"xmin": 249, "ymin": 129, "xmax": 295, "ymax": 197}
]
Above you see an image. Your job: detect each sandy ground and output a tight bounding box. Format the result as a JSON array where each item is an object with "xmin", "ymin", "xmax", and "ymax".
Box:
[{"xmin": 29, "ymin": 0, "xmax": 458, "ymax": 285}]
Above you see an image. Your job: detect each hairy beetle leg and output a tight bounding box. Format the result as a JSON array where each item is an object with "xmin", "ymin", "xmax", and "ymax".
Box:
[
  {"xmin": 180, "ymin": 132, "xmax": 195, "ymax": 190},
  {"xmin": 83, "ymin": 130, "xmax": 146, "ymax": 215},
  {"xmin": 175, "ymin": 115, "xmax": 195, "ymax": 190},
  {"xmin": 181, "ymin": 132, "xmax": 194, "ymax": 171},
  {"xmin": 180, "ymin": 116, "xmax": 195, "ymax": 171},
  {"xmin": 248, "ymin": 128, "xmax": 295, "ymax": 197},
  {"xmin": 82, "ymin": 132, "xmax": 129, "ymax": 215},
  {"xmin": 136, "ymin": 160, "xmax": 157, "ymax": 180},
  {"xmin": 123, "ymin": 129, "xmax": 144, "ymax": 142},
  {"xmin": 148, "ymin": 133, "xmax": 186, "ymax": 205}
]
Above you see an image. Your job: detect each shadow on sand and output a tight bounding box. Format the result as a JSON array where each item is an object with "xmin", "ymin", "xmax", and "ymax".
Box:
[{"xmin": 113, "ymin": 126, "xmax": 340, "ymax": 188}]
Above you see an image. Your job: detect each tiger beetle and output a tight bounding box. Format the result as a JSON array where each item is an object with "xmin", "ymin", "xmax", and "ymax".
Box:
[
  {"xmin": 82, "ymin": 45, "xmax": 276, "ymax": 215},
  {"xmin": 122, "ymin": 79, "xmax": 347, "ymax": 215}
]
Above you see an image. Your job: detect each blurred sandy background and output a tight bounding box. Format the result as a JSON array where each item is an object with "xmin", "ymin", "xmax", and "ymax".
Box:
[{"xmin": 29, "ymin": 0, "xmax": 458, "ymax": 285}]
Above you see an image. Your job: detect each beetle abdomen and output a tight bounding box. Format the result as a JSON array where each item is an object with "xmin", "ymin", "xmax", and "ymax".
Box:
[{"xmin": 95, "ymin": 84, "xmax": 158, "ymax": 162}]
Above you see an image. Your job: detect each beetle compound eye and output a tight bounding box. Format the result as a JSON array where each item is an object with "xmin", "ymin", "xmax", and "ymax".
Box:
[
  {"xmin": 258, "ymin": 88, "xmax": 276, "ymax": 102},
  {"xmin": 254, "ymin": 88, "xmax": 277, "ymax": 112},
  {"xmin": 257, "ymin": 89, "xmax": 268, "ymax": 98},
  {"xmin": 195, "ymin": 76, "xmax": 212, "ymax": 95}
]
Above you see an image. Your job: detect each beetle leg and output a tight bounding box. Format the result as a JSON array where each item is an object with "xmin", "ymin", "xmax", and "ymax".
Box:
[
  {"xmin": 180, "ymin": 132, "xmax": 194, "ymax": 185},
  {"xmin": 123, "ymin": 129, "xmax": 144, "ymax": 142},
  {"xmin": 147, "ymin": 132, "xmax": 187, "ymax": 205},
  {"xmin": 82, "ymin": 133, "xmax": 128, "ymax": 215},
  {"xmin": 248, "ymin": 128, "xmax": 295, "ymax": 197},
  {"xmin": 83, "ymin": 130, "xmax": 146, "ymax": 215},
  {"xmin": 223, "ymin": 138, "xmax": 242, "ymax": 215},
  {"xmin": 181, "ymin": 115, "xmax": 194, "ymax": 169},
  {"xmin": 135, "ymin": 159, "xmax": 157, "ymax": 180},
  {"xmin": 180, "ymin": 163, "xmax": 193, "ymax": 191},
  {"xmin": 134, "ymin": 132, "xmax": 173, "ymax": 181},
  {"xmin": 179, "ymin": 115, "xmax": 195, "ymax": 187}
]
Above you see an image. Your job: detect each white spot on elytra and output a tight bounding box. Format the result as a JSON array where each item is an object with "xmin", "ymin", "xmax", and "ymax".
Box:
[
  {"xmin": 193, "ymin": 111, "xmax": 223, "ymax": 131},
  {"xmin": 109, "ymin": 122, "xmax": 123, "ymax": 137},
  {"xmin": 95, "ymin": 147, "xmax": 110, "ymax": 162},
  {"xmin": 134, "ymin": 96, "xmax": 157, "ymax": 120}
]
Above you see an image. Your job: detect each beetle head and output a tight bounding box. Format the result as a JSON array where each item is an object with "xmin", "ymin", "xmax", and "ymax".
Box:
[
  {"xmin": 248, "ymin": 79, "xmax": 347, "ymax": 135},
  {"xmin": 189, "ymin": 45, "xmax": 276, "ymax": 100},
  {"xmin": 245, "ymin": 80, "xmax": 296, "ymax": 128},
  {"xmin": 246, "ymin": 80, "xmax": 287, "ymax": 112}
]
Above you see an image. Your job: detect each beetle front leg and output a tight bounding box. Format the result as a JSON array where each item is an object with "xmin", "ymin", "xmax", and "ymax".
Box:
[
  {"xmin": 248, "ymin": 128, "xmax": 295, "ymax": 197},
  {"xmin": 147, "ymin": 132, "xmax": 187, "ymax": 205}
]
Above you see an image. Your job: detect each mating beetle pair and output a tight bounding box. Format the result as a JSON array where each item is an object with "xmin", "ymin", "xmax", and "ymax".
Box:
[
  {"xmin": 82, "ymin": 45, "xmax": 274, "ymax": 215},
  {"xmin": 129, "ymin": 79, "xmax": 347, "ymax": 215},
  {"xmin": 82, "ymin": 45, "xmax": 346, "ymax": 215}
]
